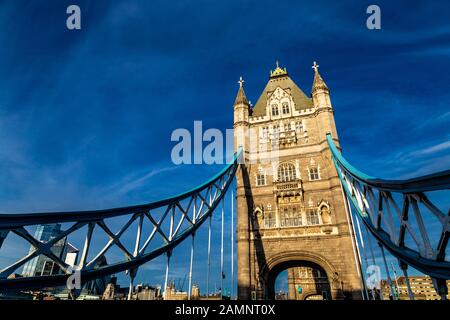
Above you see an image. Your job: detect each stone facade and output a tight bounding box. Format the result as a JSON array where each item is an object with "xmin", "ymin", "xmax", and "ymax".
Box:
[{"xmin": 233, "ymin": 62, "xmax": 363, "ymax": 300}]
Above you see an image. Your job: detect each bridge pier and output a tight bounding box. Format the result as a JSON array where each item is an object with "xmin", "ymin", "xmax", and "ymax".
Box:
[{"xmin": 236, "ymin": 164, "xmax": 252, "ymax": 300}]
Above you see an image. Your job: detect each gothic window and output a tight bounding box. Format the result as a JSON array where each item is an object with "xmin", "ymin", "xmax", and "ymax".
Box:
[
  {"xmin": 271, "ymin": 104, "xmax": 279, "ymax": 116},
  {"xmin": 280, "ymin": 208, "xmax": 289, "ymax": 227},
  {"xmin": 284, "ymin": 122, "xmax": 291, "ymax": 131},
  {"xmin": 260, "ymin": 126, "xmax": 269, "ymax": 138},
  {"xmin": 278, "ymin": 163, "xmax": 297, "ymax": 182},
  {"xmin": 282, "ymin": 102, "xmax": 289, "ymax": 114},
  {"xmin": 306, "ymin": 209, "xmax": 320, "ymax": 225},
  {"xmin": 295, "ymin": 121, "xmax": 304, "ymax": 132},
  {"xmin": 264, "ymin": 212, "xmax": 276, "ymax": 228},
  {"xmin": 292, "ymin": 206, "xmax": 301, "ymax": 226},
  {"xmin": 309, "ymin": 167, "xmax": 320, "ymax": 181},
  {"xmin": 256, "ymin": 173, "xmax": 266, "ymax": 186},
  {"xmin": 272, "ymin": 125, "xmax": 280, "ymax": 140},
  {"xmin": 280, "ymin": 206, "xmax": 301, "ymax": 227}
]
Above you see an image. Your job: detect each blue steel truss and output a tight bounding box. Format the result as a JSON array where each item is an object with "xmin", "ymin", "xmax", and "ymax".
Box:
[
  {"xmin": 0, "ymin": 150, "xmax": 241, "ymax": 290},
  {"xmin": 326, "ymin": 134, "xmax": 450, "ymax": 282}
]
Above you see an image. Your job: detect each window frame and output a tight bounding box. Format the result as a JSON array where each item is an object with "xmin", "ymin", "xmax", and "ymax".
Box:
[
  {"xmin": 256, "ymin": 173, "xmax": 266, "ymax": 186},
  {"xmin": 277, "ymin": 163, "xmax": 297, "ymax": 182},
  {"xmin": 309, "ymin": 167, "xmax": 320, "ymax": 181},
  {"xmin": 306, "ymin": 209, "xmax": 320, "ymax": 225},
  {"xmin": 282, "ymin": 102, "xmax": 290, "ymax": 114},
  {"xmin": 271, "ymin": 104, "xmax": 279, "ymax": 116}
]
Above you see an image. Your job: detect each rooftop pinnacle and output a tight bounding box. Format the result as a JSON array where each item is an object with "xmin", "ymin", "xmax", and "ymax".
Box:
[
  {"xmin": 234, "ymin": 76, "xmax": 249, "ymax": 106},
  {"xmin": 312, "ymin": 61, "xmax": 329, "ymax": 92}
]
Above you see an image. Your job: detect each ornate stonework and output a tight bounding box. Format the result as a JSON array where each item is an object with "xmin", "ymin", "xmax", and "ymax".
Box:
[{"xmin": 233, "ymin": 62, "xmax": 363, "ymax": 300}]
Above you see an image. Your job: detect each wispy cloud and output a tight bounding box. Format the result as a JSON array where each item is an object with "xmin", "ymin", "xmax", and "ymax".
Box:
[
  {"xmin": 103, "ymin": 165, "xmax": 181, "ymax": 198},
  {"xmin": 410, "ymin": 140, "xmax": 450, "ymax": 157}
]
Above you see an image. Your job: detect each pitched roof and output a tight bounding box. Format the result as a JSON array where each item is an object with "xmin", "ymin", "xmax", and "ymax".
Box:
[
  {"xmin": 251, "ymin": 71, "xmax": 313, "ymax": 117},
  {"xmin": 312, "ymin": 69, "xmax": 329, "ymax": 92},
  {"xmin": 234, "ymin": 86, "xmax": 249, "ymax": 106}
]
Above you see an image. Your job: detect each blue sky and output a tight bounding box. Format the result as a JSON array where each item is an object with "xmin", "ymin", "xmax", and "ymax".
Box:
[{"xmin": 0, "ymin": 0, "xmax": 449, "ymax": 296}]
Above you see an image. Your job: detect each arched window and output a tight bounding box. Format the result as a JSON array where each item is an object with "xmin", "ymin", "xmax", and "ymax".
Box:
[
  {"xmin": 277, "ymin": 163, "xmax": 297, "ymax": 182},
  {"xmin": 282, "ymin": 102, "xmax": 289, "ymax": 114},
  {"xmin": 264, "ymin": 212, "xmax": 276, "ymax": 228},
  {"xmin": 271, "ymin": 104, "xmax": 279, "ymax": 116},
  {"xmin": 284, "ymin": 122, "xmax": 291, "ymax": 131},
  {"xmin": 280, "ymin": 206, "xmax": 302, "ymax": 227}
]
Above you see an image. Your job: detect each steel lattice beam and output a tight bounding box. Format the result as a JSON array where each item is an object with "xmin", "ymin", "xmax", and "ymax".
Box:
[
  {"xmin": 0, "ymin": 149, "xmax": 241, "ymax": 290},
  {"xmin": 327, "ymin": 134, "xmax": 450, "ymax": 280}
]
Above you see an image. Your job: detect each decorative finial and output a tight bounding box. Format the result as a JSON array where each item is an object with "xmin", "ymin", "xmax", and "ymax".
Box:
[
  {"xmin": 312, "ymin": 61, "xmax": 319, "ymax": 73},
  {"xmin": 238, "ymin": 76, "xmax": 244, "ymax": 88},
  {"xmin": 270, "ymin": 60, "xmax": 288, "ymax": 78}
]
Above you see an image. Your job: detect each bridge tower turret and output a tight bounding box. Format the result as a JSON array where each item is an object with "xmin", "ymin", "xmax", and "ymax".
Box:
[
  {"xmin": 311, "ymin": 61, "xmax": 339, "ymax": 141},
  {"xmin": 233, "ymin": 76, "xmax": 251, "ymax": 154},
  {"xmin": 233, "ymin": 77, "xmax": 253, "ymax": 300}
]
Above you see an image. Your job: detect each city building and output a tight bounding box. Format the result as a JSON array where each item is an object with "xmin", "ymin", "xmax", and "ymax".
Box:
[
  {"xmin": 287, "ymin": 266, "xmax": 331, "ymax": 300},
  {"xmin": 234, "ymin": 62, "xmax": 363, "ymax": 300},
  {"xmin": 134, "ymin": 284, "xmax": 161, "ymax": 300},
  {"xmin": 64, "ymin": 243, "xmax": 79, "ymax": 267},
  {"xmin": 102, "ymin": 276, "xmax": 129, "ymax": 300},
  {"xmin": 21, "ymin": 224, "xmax": 66, "ymax": 277},
  {"xmin": 381, "ymin": 276, "xmax": 450, "ymax": 300},
  {"xmin": 164, "ymin": 281, "xmax": 188, "ymax": 300}
]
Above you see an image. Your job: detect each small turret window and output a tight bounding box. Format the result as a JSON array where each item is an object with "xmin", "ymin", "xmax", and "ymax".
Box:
[{"xmin": 271, "ymin": 104, "xmax": 279, "ymax": 116}]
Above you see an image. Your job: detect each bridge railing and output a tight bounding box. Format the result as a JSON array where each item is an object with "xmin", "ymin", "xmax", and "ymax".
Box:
[
  {"xmin": 327, "ymin": 133, "xmax": 450, "ymax": 297},
  {"xmin": 0, "ymin": 149, "xmax": 241, "ymax": 290}
]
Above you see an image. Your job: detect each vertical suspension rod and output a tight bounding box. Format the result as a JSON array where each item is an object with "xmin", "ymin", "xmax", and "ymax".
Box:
[
  {"xmin": 220, "ymin": 196, "xmax": 224, "ymax": 299},
  {"xmin": 379, "ymin": 243, "xmax": 396, "ymax": 300},
  {"xmin": 231, "ymin": 188, "xmax": 234, "ymax": 300},
  {"xmin": 355, "ymin": 214, "xmax": 370, "ymax": 300},
  {"xmin": 164, "ymin": 205, "xmax": 175, "ymax": 299},
  {"xmin": 188, "ymin": 196, "xmax": 197, "ymax": 300},
  {"xmin": 206, "ymin": 191, "xmax": 213, "ymax": 297}
]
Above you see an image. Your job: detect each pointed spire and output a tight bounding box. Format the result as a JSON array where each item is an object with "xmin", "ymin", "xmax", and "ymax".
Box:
[
  {"xmin": 234, "ymin": 76, "xmax": 249, "ymax": 106},
  {"xmin": 312, "ymin": 61, "xmax": 329, "ymax": 92}
]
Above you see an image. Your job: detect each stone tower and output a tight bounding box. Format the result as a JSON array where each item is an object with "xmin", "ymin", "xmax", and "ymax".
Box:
[{"xmin": 233, "ymin": 62, "xmax": 363, "ymax": 300}]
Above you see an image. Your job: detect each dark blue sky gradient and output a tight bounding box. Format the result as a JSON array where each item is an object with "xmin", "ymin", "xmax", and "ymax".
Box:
[{"xmin": 0, "ymin": 0, "xmax": 449, "ymax": 294}]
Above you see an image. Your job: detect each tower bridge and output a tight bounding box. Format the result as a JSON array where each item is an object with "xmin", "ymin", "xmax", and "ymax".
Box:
[{"xmin": 0, "ymin": 62, "xmax": 449, "ymax": 300}]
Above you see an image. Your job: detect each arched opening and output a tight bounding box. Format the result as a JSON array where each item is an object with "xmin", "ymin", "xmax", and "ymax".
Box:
[{"xmin": 269, "ymin": 260, "xmax": 332, "ymax": 300}]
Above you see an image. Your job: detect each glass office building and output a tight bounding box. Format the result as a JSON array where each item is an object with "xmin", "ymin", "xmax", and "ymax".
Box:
[{"xmin": 21, "ymin": 224, "xmax": 67, "ymax": 277}]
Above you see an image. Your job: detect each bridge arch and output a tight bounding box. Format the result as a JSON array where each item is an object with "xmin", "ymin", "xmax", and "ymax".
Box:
[{"xmin": 260, "ymin": 250, "xmax": 343, "ymax": 300}]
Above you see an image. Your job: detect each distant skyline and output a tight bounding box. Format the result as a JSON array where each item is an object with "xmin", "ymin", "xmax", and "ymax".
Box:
[{"xmin": 0, "ymin": 0, "xmax": 449, "ymax": 293}]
